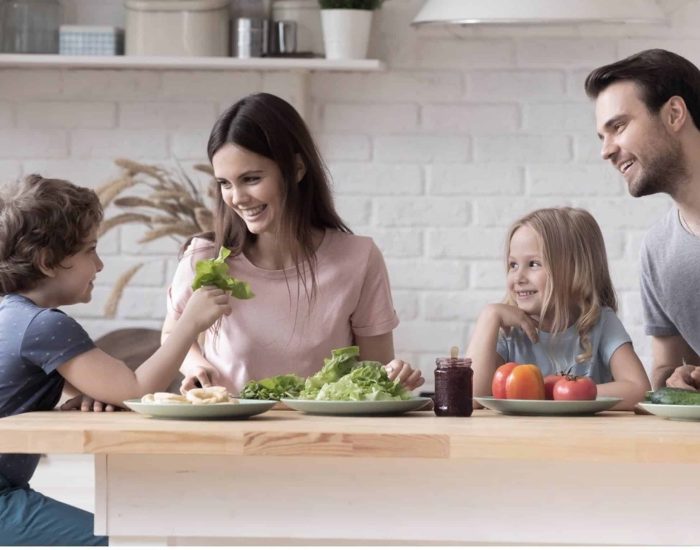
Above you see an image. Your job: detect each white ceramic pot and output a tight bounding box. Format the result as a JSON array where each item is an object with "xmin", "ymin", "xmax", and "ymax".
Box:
[
  {"xmin": 125, "ymin": 0, "xmax": 230, "ymax": 57},
  {"xmin": 320, "ymin": 8, "xmax": 372, "ymax": 60}
]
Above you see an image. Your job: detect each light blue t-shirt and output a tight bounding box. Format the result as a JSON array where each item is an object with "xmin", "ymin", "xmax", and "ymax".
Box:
[{"xmin": 496, "ymin": 307, "xmax": 631, "ymax": 383}]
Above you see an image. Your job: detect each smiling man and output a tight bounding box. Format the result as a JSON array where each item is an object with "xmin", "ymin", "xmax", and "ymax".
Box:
[{"xmin": 585, "ymin": 49, "xmax": 700, "ymax": 390}]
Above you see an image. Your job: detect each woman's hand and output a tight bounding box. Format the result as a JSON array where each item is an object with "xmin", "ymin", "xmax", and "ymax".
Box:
[
  {"xmin": 485, "ymin": 303, "xmax": 539, "ymax": 343},
  {"xmin": 385, "ymin": 359, "xmax": 424, "ymax": 390},
  {"xmin": 180, "ymin": 365, "xmax": 219, "ymax": 393},
  {"xmin": 60, "ymin": 395, "xmax": 121, "ymax": 412}
]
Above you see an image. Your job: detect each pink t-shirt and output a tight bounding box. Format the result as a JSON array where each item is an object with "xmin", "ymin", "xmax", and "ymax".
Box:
[{"xmin": 167, "ymin": 230, "xmax": 399, "ymax": 393}]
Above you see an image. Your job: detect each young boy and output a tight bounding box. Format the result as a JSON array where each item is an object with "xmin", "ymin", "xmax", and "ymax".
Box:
[{"xmin": 0, "ymin": 175, "xmax": 231, "ymax": 545}]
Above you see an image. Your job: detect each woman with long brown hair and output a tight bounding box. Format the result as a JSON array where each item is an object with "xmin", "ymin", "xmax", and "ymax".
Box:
[{"xmin": 162, "ymin": 93, "xmax": 423, "ymax": 393}]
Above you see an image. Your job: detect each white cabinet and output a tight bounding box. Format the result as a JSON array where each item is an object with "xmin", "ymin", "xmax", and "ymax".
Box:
[{"xmin": 31, "ymin": 454, "xmax": 95, "ymax": 513}]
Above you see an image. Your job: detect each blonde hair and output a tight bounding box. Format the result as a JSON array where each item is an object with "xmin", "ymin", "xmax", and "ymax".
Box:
[{"xmin": 504, "ymin": 207, "xmax": 617, "ymax": 364}]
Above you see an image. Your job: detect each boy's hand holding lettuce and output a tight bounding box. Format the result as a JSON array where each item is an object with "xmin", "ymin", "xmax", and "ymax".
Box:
[
  {"xmin": 192, "ymin": 246, "xmax": 254, "ymax": 299},
  {"xmin": 241, "ymin": 346, "xmax": 411, "ymax": 401}
]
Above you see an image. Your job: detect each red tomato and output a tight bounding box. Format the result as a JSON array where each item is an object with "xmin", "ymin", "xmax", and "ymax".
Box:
[
  {"xmin": 544, "ymin": 373, "xmax": 565, "ymax": 400},
  {"xmin": 505, "ymin": 363, "xmax": 545, "ymax": 400},
  {"xmin": 492, "ymin": 362, "xmax": 518, "ymax": 399},
  {"xmin": 552, "ymin": 375, "xmax": 597, "ymax": 401}
]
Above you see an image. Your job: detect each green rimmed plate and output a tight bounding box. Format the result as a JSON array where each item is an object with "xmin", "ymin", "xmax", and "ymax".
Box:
[
  {"xmin": 124, "ymin": 398, "xmax": 276, "ymax": 420},
  {"xmin": 637, "ymin": 402, "xmax": 700, "ymax": 421},
  {"xmin": 281, "ymin": 397, "xmax": 432, "ymax": 416},
  {"xmin": 476, "ymin": 396, "xmax": 621, "ymax": 416}
]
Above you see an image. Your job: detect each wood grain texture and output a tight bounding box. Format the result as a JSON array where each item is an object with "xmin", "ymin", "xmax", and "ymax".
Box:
[{"xmin": 0, "ymin": 410, "xmax": 698, "ymax": 462}]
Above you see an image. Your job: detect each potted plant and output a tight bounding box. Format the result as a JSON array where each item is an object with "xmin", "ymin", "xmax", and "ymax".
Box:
[{"xmin": 318, "ymin": 0, "xmax": 383, "ymax": 60}]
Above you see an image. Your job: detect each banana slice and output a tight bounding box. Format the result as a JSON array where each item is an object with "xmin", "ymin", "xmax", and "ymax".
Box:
[
  {"xmin": 152, "ymin": 392, "xmax": 190, "ymax": 404},
  {"xmin": 186, "ymin": 386, "xmax": 235, "ymax": 404}
]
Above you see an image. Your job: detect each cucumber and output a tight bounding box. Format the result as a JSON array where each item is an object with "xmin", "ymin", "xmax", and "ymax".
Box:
[{"xmin": 646, "ymin": 387, "xmax": 700, "ymax": 405}]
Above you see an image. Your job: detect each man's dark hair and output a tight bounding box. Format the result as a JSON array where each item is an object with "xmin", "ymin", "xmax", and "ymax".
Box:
[
  {"xmin": 0, "ymin": 174, "xmax": 103, "ymax": 294},
  {"xmin": 585, "ymin": 48, "xmax": 700, "ymax": 129}
]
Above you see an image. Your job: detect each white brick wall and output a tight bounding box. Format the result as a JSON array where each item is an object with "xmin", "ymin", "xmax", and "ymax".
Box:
[
  {"xmin": 17, "ymin": 101, "xmax": 116, "ymax": 129},
  {"xmin": 2, "ymin": 0, "xmax": 697, "ymax": 388}
]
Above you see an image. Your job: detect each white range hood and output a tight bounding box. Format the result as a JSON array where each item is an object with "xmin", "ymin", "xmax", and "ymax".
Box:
[{"xmin": 412, "ymin": 0, "xmax": 666, "ymax": 25}]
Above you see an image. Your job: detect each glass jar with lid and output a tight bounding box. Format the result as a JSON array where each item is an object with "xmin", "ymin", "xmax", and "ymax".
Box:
[
  {"xmin": 1, "ymin": 0, "xmax": 62, "ymax": 53},
  {"xmin": 433, "ymin": 356, "xmax": 473, "ymax": 417}
]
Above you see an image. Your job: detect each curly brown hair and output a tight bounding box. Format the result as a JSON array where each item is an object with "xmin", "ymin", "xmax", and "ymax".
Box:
[{"xmin": 0, "ymin": 174, "xmax": 103, "ymax": 294}]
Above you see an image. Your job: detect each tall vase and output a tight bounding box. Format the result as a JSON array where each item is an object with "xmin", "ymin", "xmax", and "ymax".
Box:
[{"xmin": 320, "ymin": 8, "xmax": 373, "ymax": 60}]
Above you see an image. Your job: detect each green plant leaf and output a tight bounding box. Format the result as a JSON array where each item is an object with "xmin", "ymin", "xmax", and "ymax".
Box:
[
  {"xmin": 241, "ymin": 374, "xmax": 306, "ymax": 400},
  {"xmin": 299, "ymin": 346, "xmax": 410, "ymax": 401},
  {"xmin": 192, "ymin": 246, "xmax": 254, "ymax": 299}
]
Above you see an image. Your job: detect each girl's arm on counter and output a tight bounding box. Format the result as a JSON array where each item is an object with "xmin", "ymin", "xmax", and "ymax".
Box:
[
  {"xmin": 599, "ymin": 342, "xmax": 651, "ymax": 410},
  {"xmin": 468, "ymin": 304, "xmax": 539, "ymax": 398}
]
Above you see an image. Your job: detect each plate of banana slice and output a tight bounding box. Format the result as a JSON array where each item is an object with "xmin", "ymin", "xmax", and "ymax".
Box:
[{"xmin": 124, "ymin": 386, "xmax": 276, "ymax": 420}]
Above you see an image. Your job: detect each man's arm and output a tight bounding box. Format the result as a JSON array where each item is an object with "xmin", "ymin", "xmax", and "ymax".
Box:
[{"xmin": 650, "ymin": 335, "xmax": 700, "ymax": 389}]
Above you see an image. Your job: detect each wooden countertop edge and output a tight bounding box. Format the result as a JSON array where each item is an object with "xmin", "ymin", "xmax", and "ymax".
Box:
[
  {"xmin": 2, "ymin": 410, "xmax": 699, "ymax": 462},
  {"xmin": 4, "ymin": 429, "xmax": 699, "ymax": 463}
]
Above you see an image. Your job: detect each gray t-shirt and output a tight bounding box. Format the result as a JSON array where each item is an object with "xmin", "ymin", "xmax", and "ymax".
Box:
[
  {"xmin": 0, "ymin": 294, "xmax": 95, "ymax": 488},
  {"xmin": 496, "ymin": 307, "xmax": 631, "ymax": 383},
  {"xmin": 640, "ymin": 208, "xmax": 700, "ymax": 356}
]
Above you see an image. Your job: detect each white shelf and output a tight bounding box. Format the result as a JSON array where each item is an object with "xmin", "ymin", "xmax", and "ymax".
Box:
[{"xmin": 0, "ymin": 53, "xmax": 385, "ymax": 72}]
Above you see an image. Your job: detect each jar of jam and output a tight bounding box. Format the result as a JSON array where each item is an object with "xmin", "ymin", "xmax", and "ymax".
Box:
[{"xmin": 434, "ymin": 357, "xmax": 473, "ymax": 417}]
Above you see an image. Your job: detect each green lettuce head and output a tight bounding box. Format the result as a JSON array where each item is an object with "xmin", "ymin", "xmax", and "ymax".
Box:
[
  {"xmin": 299, "ymin": 346, "xmax": 411, "ymax": 401},
  {"xmin": 300, "ymin": 346, "xmax": 360, "ymax": 399},
  {"xmin": 315, "ymin": 362, "xmax": 410, "ymax": 401}
]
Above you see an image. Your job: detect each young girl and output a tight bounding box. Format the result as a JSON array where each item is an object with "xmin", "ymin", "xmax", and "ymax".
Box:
[
  {"xmin": 468, "ymin": 207, "xmax": 650, "ymax": 410},
  {"xmin": 162, "ymin": 92, "xmax": 423, "ymax": 393},
  {"xmin": 0, "ymin": 175, "xmax": 231, "ymax": 545}
]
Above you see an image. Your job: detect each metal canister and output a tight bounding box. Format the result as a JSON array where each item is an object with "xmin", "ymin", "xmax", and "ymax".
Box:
[
  {"xmin": 270, "ymin": 20, "xmax": 297, "ymax": 55},
  {"xmin": 233, "ymin": 17, "xmax": 269, "ymax": 58}
]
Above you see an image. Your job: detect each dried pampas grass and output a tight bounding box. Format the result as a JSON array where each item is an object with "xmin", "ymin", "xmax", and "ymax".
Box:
[
  {"xmin": 103, "ymin": 263, "xmax": 144, "ymax": 318},
  {"xmin": 98, "ymin": 159, "xmax": 216, "ymax": 317}
]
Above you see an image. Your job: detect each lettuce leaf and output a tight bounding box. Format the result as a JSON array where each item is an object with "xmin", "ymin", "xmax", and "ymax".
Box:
[
  {"xmin": 240, "ymin": 374, "xmax": 305, "ymax": 400},
  {"xmin": 300, "ymin": 346, "xmax": 411, "ymax": 401},
  {"xmin": 192, "ymin": 246, "xmax": 254, "ymax": 299},
  {"xmin": 240, "ymin": 346, "xmax": 411, "ymax": 402},
  {"xmin": 314, "ymin": 362, "xmax": 410, "ymax": 401},
  {"xmin": 299, "ymin": 346, "xmax": 360, "ymax": 399}
]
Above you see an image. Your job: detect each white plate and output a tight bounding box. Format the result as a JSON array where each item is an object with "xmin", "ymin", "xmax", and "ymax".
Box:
[
  {"xmin": 281, "ymin": 397, "xmax": 432, "ymax": 416},
  {"xmin": 637, "ymin": 402, "xmax": 700, "ymax": 421},
  {"xmin": 124, "ymin": 399, "xmax": 276, "ymax": 420},
  {"xmin": 475, "ymin": 396, "xmax": 621, "ymax": 416}
]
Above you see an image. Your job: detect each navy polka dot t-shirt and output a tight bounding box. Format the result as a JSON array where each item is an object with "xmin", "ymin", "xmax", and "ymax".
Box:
[{"xmin": 0, "ymin": 294, "xmax": 95, "ymax": 488}]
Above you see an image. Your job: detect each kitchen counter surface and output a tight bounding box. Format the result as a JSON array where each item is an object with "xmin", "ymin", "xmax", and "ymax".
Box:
[
  {"xmin": 0, "ymin": 408, "xmax": 698, "ymax": 462},
  {"xmin": 1, "ymin": 409, "xmax": 697, "ymax": 545}
]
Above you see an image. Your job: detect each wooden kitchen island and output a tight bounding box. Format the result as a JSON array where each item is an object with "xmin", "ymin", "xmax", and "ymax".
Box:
[{"xmin": 0, "ymin": 409, "xmax": 698, "ymax": 545}]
